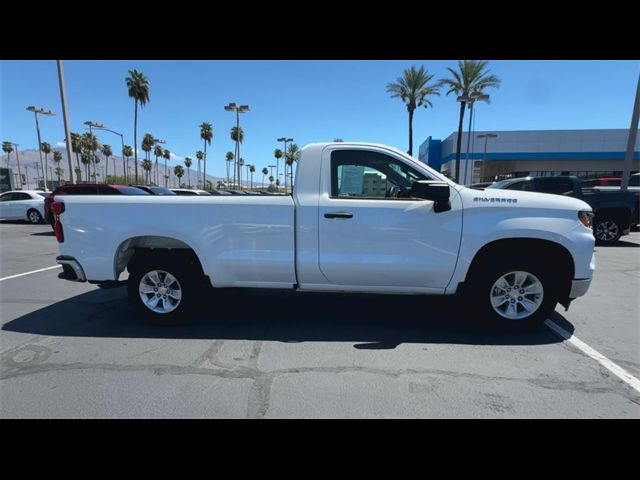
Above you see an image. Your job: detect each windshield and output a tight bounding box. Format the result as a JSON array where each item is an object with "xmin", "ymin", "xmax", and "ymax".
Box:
[
  {"xmin": 487, "ymin": 179, "xmax": 521, "ymax": 189},
  {"xmin": 150, "ymin": 187, "xmax": 176, "ymax": 195},
  {"xmin": 117, "ymin": 187, "xmax": 151, "ymax": 195}
]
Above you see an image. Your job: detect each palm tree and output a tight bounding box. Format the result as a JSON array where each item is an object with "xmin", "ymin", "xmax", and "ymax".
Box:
[
  {"xmin": 195, "ymin": 151, "xmax": 204, "ymax": 189},
  {"xmin": 126, "ymin": 69, "xmax": 150, "ymax": 183},
  {"xmin": 230, "ymin": 126, "xmax": 244, "ymax": 187},
  {"xmin": 2, "ymin": 141, "xmax": 13, "ymax": 168},
  {"xmin": 80, "ymin": 151, "xmax": 91, "ymax": 182},
  {"xmin": 162, "ymin": 149, "xmax": 171, "ymax": 187},
  {"xmin": 269, "ymin": 175, "xmax": 274, "ymax": 191},
  {"xmin": 225, "ymin": 151, "xmax": 234, "ymax": 185},
  {"xmin": 93, "ymin": 152, "xmax": 101, "ymax": 182},
  {"xmin": 249, "ymin": 164, "xmax": 255, "ymax": 190},
  {"xmin": 386, "ymin": 65, "xmax": 441, "ymax": 157},
  {"xmin": 174, "ymin": 164, "xmax": 184, "ymax": 187},
  {"xmin": 123, "ymin": 145, "xmax": 133, "ymax": 183},
  {"xmin": 82, "ymin": 132, "xmax": 99, "ymax": 183},
  {"xmin": 284, "ymin": 143, "xmax": 300, "ymax": 191},
  {"xmin": 261, "ymin": 167, "xmax": 268, "ymax": 189},
  {"xmin": 74, "ymin": 167, "xmax": 82, "ymax": 182},
  {"xmin": 70, "ymin": 132, "xmax": 83, "ymax": 178},
  {"xmin": 101, "ymin": 144, "xmax": 112, "ymax": 182},
  {"xmin": 199, "ymin": 122, "xmax": 213, "ymax": 187},
  {"xmin": 439, "ymin": 60, "xmax": 500, "ymax": 183},
  {"xmin": 142, "ymin": 158, "xmax": 153, "ymax": 184},
  {"xmin": 274, "ymin": 148, "xmax": 283, "ymax": 188},
  {"xmin": 141, "ymin": 133, "xmax": 154, "ymax": 183},
  {"xmin": 238, "ymin": 158, "xmax": 245, "ymax": 188},
  {"xmin": 53, "ymin": 150, "xmax": 62, "ymax": 183},
  {"xmin": 184, "ymin": 157, "xmax": 192, "ymax": 188},
  {"xmin": 54, "ymin": 167, "xmax": 64, "ymax": 182},
  {"xmin": 153, "ymin": 144, "xmax": 163, "ymax": 186},
  {"xmin": 41, "ymin": 142, "xmax": 52, "ymax": 186}
]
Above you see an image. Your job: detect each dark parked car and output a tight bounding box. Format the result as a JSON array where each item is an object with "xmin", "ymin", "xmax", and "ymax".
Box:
[
  {"xmin": 45, "ymin": 184, "xmax": 149, "ymax": 226},
  {"xmin": 488, "ymin": 176, "xmax": 640, "ymax": 245},
  {"xmin": 131, "ymin": 185, "xmax": 177, "ymax": 195}
]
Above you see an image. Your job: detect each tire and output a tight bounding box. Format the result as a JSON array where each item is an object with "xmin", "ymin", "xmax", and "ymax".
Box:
[
  {"xmin": 127, "ymin": 253, "xmax": 202, "ymax": 324},
  {"xmin": 27, "ymin": 209, "xmax": 43, "ymax": 224},
  {"xmin": 466, "ymin": 253, "xmax": 559, "ymax": 331},
  {"xmin": 593, "ymin": 218, "xmax": 622, "ymax": 245}
]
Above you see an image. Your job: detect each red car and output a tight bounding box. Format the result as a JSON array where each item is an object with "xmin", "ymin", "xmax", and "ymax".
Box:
[{"xmin": 45, "ymin": 184, "xmax": 149, "ymax": 227}]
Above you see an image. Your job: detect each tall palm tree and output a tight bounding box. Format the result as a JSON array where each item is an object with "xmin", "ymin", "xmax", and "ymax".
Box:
[
  {"xmin": 274, "ymin": 148, "xmax": 283, "ymax": 187},
  {"xmin": 82, "ymin": 132, "xmax": 99, "ymax": 183},
  {"xmin": 386, "ymin": 65, "xmax": 441, "ymax": 157},
  {"xmin": 153, "ymin": 144, "xmax": 163, "ymax": 186},
  {"xmin": 53, "ymin": 151, "xmax": 62, "ymax": 183},
  {"xmin": 93, "ymin": 153, "xmax": 101, "ymax": 182},
  {"xmin": 80, "ymin": 151, "xmax": 91, "ymax": 182},
  {"xmin": 230, "ymin": 126, "xmax": 244, "ymax": 187},
  {"xmin": 174, "ymin": 164, "xmax": 184, "ymax": 188},
  {"xmin": 184, "ymin": 157, "xmax": 192, "ymax": 188},
  {"xmin": 284, "ymin": 143, "xmax": 300, "ymax": 191},
  {"xmin": 142, "ymin": 159, "xmax": 153, "ymax": 184},
  {"xmin": 196, "ymin": 151, "xmax": 204, "ymax": 188},
  {"xmin": 269, "ymin": 175, "xmax": 274, "ymax": 191},
  {"xmin": 74, "ymin": 167, "xmax": 82, "ymax": 182},
  {"xmin": 238, "ymin": 158, "xmax": 245, "ymax": 188},
  {"xmin": 249, "ymin": 164, "xmax": 255, "ymax": 190},
  {"xmin": 101, "ymin": 144, "xmax": 112, "ymax": 182},
  {"xmin": 41, "ymin": 142, "xmax": 52, "ymax": 186},
  {"xmin": 162, "ymin": 149, "xmax": 171, "ymax": 187},
  {"xmin": 126, "ymin": 69, "xmax": 150, "ymax": 184},
  {"xmin": 439, "ymin": 60, "xmax": 500, "ymax": 183},
  {"xmin": 225, "ymin": 151, "xmax": 234, "ymax": 185},
  {"xmin": 199, "ymin": 122, "xmax": 213, "ymax": 187},
  {"xmin": 141, "ymin": 133, "xmax": 154, "ymax": 184},
  {"xmin": 123, "ymin": 145, "xmax": 133, "ymax": 183},
  {"xmin": 54, "ymin": 167, "xmax": 64, "ymax": 182},
  {"xmin": 2, "ymin": 141, "xmax": 13, "ymax": 168},
  {"xmin": 70, "ymin": 132, "xmax": 83, "ymax": 178},
  {"xmin": 261, "ymin": 167, "xmax": 268, "ymax": 189}
]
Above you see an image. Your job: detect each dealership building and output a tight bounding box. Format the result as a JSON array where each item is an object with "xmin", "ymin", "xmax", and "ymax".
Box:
[{"xmin": 418, "ymin": 129, "xmax": 640, "ymax": 185}]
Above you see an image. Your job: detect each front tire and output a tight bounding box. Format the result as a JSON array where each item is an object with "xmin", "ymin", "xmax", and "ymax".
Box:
[
  {"xmin": 27, "ymin": 209, "xmax": 43, "ymax": 224},
  {"xmin": 127, "ymin": 253, "xmax": 202, "ymax": 324},
  {"xmin": 593, "ymin": 218, "xmax": 622, "ymax": 245},
  {"xmin": 467, "ymin": 254, "xmax": 559, "ymax": 331}
]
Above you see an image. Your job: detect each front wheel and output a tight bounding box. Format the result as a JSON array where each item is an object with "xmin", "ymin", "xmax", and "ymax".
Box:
[
  {"xmin": 467, "ymin": 255, "xmax": 559, "ymax": 330},
  {"xmin": 27, "ymin": 209, "xmax": 43, "ymax": 224},
  {"xmin": 127, "ymin": 254, "xmax": 202, "ymax": 324},
  {"xmin": 593, "ymin": 218, "xmax": 622, "ymax": 245}
]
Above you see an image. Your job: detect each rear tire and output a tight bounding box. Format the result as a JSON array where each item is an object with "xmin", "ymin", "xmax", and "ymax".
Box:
[
  {"xmin": 27, "ymin": 209, "xmax": 43, "ymax": 224},
  {"xmin": 467, "ymin": 254, "xmax": 559, "ymax": 331},
  {"xmin": 593, "ymin": 218, "xmax": 622, "ymax": 245},
  {"xmin": 127, "ymin": 253, "xmax": 202, "ymax": 324}
]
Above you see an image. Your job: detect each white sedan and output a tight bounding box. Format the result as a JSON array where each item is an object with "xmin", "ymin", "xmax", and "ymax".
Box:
[{"xmin": 0, "ymin": 190, "xmax": 48, "ymax": 224}]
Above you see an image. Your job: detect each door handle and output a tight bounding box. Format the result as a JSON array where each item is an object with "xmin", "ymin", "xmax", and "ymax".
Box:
[{"xmin": 324, "ymin": 211, "xmax": 353, "ymax": 219}]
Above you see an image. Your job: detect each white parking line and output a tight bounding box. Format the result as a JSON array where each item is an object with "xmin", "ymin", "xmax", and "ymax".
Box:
[
  {"xmin": 545, "ymin": 319, "xmax": 640, "ymax": 394},
  {"xmin": 0, "ymin": 265, "xmax": 61, "ymax": 282}
]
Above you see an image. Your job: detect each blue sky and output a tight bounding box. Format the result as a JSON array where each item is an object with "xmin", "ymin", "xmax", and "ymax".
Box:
[{"xmin": 2, "ymin": 60, "xmax": 639, "ymax": 179}]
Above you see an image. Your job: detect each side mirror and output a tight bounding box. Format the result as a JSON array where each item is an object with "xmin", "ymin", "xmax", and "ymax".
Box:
[{"xmin": 410, "ymin": 181, "xmax": 451, "ymax": 212}]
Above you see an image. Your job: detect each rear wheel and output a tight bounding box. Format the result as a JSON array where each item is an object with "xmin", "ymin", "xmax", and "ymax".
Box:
[
  {"xmin": 467, "ymin": 254, "xmax": 559, "ymax": 330},
  {"xmin": 27, "ymin": 209, "xmax": 43, "ymax": 224},
  {"xmin": 593, "ymin": 218, "xmax": 622, "ymax": 245},
  {"xmin": 127, "ymin": 253, "xmax": 202, "ymax": 324}
]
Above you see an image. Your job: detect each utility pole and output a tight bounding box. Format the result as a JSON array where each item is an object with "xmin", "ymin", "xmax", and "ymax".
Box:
[
  {"xmin": 621, "ymin": 72, "xmax": 640, "ymax": 191},
  {"xmin": 56, "ymin": 60, "xmax": 74, "ymax": 184}
]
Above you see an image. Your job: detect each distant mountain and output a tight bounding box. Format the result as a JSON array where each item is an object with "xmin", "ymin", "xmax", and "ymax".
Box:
[{"xmin": 2, "ymin": 148, "xmax": 227, "ymax": 188}]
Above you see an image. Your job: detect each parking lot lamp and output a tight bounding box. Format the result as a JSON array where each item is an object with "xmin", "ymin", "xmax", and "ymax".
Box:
[
  {"xmin": 26, "ymin": 106, "xmax": 56, "ymax": 190},
  {"xmin": 477, "ymin": 133, "xmax": 498, "ymax": 182}
]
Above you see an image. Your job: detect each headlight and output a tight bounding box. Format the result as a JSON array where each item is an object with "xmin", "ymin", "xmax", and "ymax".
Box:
[{"xmin": 578, "ymin": 210, "xmax": 593, "ymax": 228}]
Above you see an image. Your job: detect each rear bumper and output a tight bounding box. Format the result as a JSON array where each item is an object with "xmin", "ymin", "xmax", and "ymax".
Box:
[{"xmin": 56, "ymin": 255, "xmax": 86, "ymax": 282}]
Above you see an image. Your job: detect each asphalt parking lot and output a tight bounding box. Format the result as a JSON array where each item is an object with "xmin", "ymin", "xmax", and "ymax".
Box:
[{"xmin": 1, "ymin": 221, "xmax": 639, "ymax": 418}]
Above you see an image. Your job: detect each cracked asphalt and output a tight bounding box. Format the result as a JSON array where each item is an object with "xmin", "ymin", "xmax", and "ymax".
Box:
[{"xmin": 1, "ymin": 221, "xmax": 639, "ymax": 418}]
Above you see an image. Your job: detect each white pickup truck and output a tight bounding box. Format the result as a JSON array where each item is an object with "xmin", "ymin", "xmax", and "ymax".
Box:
[{"xmin": 53, "ymin": 142, "xmax": 596, "ymax": 329}]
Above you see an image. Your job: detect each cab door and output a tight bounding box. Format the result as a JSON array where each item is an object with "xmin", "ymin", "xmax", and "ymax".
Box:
[{"xmin": 317, "ymin": 147, "xmax": 462, "ymax": 291}]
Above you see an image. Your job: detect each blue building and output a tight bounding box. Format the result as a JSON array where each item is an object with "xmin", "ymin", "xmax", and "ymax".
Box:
[{"xmin": 419, "ymin": 129, "xmax": 640, "ymax": 185}]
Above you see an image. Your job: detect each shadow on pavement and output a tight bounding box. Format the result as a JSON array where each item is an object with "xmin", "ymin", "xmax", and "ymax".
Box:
[
  {"xmin": 30, "ymin": 231, "xmax": 55, "ymax": 236},
  {"xmin": 2, "ymin": 286, "xmax": 571, "ymax": 348},
  {"xmin": 611, "ymin": 240, "xmax": 639, "ymax": 248}
]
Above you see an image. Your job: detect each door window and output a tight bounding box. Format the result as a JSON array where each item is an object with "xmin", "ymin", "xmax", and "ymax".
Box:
[{"xmin": 331, "ymin": 150, "xmax": 427, "ymax": 199}]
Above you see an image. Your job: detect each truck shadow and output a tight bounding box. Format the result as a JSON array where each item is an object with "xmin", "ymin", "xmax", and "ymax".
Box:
[{"xmin": 2, "ymin": 287, "xmax": 572, "ymax": 348}]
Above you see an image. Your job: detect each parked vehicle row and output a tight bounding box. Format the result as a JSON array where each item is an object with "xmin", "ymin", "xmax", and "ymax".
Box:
[{"xmin": 0, "ymin": 190, "xmax": 48, "ymax": 224}]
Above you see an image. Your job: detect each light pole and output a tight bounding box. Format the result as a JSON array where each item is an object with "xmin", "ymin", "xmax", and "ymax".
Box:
[
  {"xmin": 56, "ymin": 60, "xmax": 75, "ymax": 184},
  {"xmin": 84, "ymin": 121, "xmax": 104, "ymax": 183},
  {"xmin": 26, "ymin": 106, "xmax": 55, "ymax": 190},
  {"xmin": 225, "ymin": 103, "xmax": 250, "ymax": 188},
  {"xmin": 277, "ymin": 137, "xmax": 293, "ymax": 191},
  {"xmin": 459, "ymin": 93, "xmax": 489, "ymax": 185},
  {"xmin": 477, "ymin": 133, "xmax": 498, "ymax": 182},
  {"xmin": 93, "ymin": 125, "xmax": 126, "ymax": 183},
  {"xmin": 12, "ymin": 143, "xmax": 22, "ymax": 188},
  {"xmin": 621, "ymin": 72, "xmax": 640, "ymax": 191}
]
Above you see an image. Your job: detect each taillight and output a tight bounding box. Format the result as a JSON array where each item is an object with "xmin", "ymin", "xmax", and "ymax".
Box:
[{"xmin": 52, "ymin": 202, "xmax": 65, "ymax": 243}]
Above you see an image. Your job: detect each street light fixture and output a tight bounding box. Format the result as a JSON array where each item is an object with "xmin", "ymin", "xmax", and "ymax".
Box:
[
  {"xmin": 84, "ymin": 121, "xmax": 105, "ymax": 183},
  {"xmin": 26, "ymin": 106, "xmax": 56, "ymax": 190},
  {"xmin": 225, "ymin": 103, "xmax": 250, "ymax": 188},
  {"xmin": 92, "ymin": 124, "xmax": 126, "ymax": 183},
  {"xmin": 476, "ymin": 134, "xmax": 498, "ymax": 182},
  {"xmin": 457, "ymin": 93, "xmax": 490, "ymax": 185}
]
